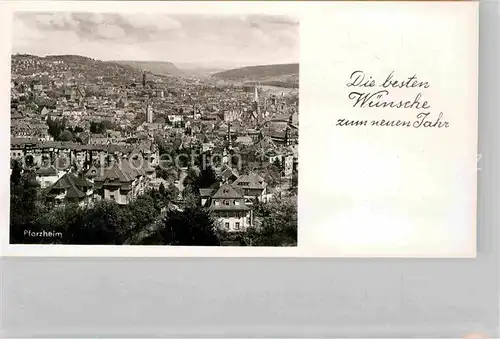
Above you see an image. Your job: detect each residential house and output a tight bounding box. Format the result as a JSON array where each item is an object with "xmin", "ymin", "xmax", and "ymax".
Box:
[
  {"xmin": 202, "ymin": 142, "xmax": 215, "ymax": 153},
  {"xmin": 219, "ymin": 165, "xmax": 239, "ymax": 184},
  {"xmin": 208, "ymin": 183, "xmax": 252, "ymax": 232},
  {"xmin": 90, "ymin": 133, "xmax": 109, "ymax": 145},
  {"xmin": 45, "ymin": 172, "xmax": 94, "ymax": 207},
  {"xmin": 283, "ymin": 151, "xmax": 294, "ymax": 178},
  {"xmin": 232, "ymin": 172, "xmax": 270, "ymax": 203},
  {"xmin": 199, "ymin": 183, "xmax": 219, "ymax": 207},
  {"xmin": 35, "ymin": 165, "xmax": 65, "ymax": 189},
  {"xmin": 93, "ymin": 158, "xmax": 146, "ymax": 205},
  {"xmin": 84, "ymin": 164, "xmax": 100, "ymax": 182},
  {"xmin": 10, "ymin": 141, "xmax": 25, "ymax": 160},
  {"xmin": 167, "ymin": 113, "xmax": 184, "ymax": 125},
  {"xmin": 234, "ymin": 135, "xmax": 253, "ymax": 147},
  {"xmin": 267, "ymin": 151, "xmax": 283, "ymax": 166},
  {"xmin": 129, "ymin": 146, "xmax": 156, "ymax": 181}
]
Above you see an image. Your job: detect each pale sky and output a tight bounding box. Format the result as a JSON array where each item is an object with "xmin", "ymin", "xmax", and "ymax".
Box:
[{"xmin": 12, "ymin": 12, "xmax": 300, "ymax": 68}]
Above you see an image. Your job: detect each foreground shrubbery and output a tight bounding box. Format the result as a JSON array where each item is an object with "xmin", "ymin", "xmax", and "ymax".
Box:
[
  {"xmin": 10, "ymin": 169, "xmax": 297, "ymax": 247},
  {"xmin": 10, "ymin": 170, "xmax": 177, "ymax": 244}
]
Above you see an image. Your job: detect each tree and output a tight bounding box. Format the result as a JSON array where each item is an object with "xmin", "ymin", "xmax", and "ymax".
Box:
[
  {"xmin": 37, "ymin": 203, "xmax": 83, "ymax": 244},
  {"xmin": 273, "ymin": 158, "xmax": 282, "ymax": 169},
  {"xmin": 126, "ymin": 194, "xmax": 159, "ymax": 232},
  {"xmin": 47, "ymin": 116, "xmax": 65, "ymax": 140},
  {"xmin": 183, "ymin": 165, "xmax": 218, "ymax": 198},
  {"xmin": 59, "ymin": 130, "xmax": 74, "ymax": 141},
  {"xmin": 159, "ymin": 183, "xmax": 166, "ymax": 196},
  {"xmin": 90, "ymin": 121, "xmax": 99, "ymax": 134},
  {"xmin": 291, "ymin": 170, "xmax": 298, "ymax": 187},
  {"xmin": 10, "ymin": 173, "xmax": 44, "ymax": 244},
  {"xmin": 183, "ymin": 167, "xmax": 200, "ymax": 195},
  {"xmin": 165, "ymin": 182, "xmax": 180, "ymax": 202},
  {"xmin": 248, "ymin": 197, "xmax": 298, "ymax": 247},
  {"xmin": 183, "ymin": 189, "xmax": 200, "ymax": 208},
  {"xmin": 197, "ymin": 165, "xmax": 218, "ymax": 189},
  {"xmin": 141, "ymin": 207, "xmax": 220, "ymax": 246},
  {"xmin": 265, "ymin": 165, "xmax": 282, "ymax": 187},
  {"xmin": 10, "ymin": 160, "xmax": 22, "ymax": 185},
  {"xmin": 71, "ymin": 200, "xmax": 130, "ymax": 245},
  {"xmin": 148, "ymin": 188, "xmax": 166, "ymax": 211},
  {"xmin": 90, "ymin": 121, "xmax": 107, "ymax": 134},
  {"xmin": 102, "ymin": 120, "xmax": 114, "ymax": 131},
  {"xmin": 156, "ymin": 166, "xmax": 178, "ymax": 182}
]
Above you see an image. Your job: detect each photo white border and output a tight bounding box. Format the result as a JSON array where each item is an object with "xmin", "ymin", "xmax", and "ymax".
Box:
[
  {"xmin": 1, "ymin": 2, "xmax": 497, "ymax": 339},
  {"xmin": 1, "ymin": 0, "xmax": 305, "ymax": 258},
  {"xmin": 0, "ymin": 1, "xmax": 478, "ymax": 258}
]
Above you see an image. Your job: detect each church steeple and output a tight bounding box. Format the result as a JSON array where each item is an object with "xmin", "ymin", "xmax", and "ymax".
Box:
[
  {"xmin": 254, "ymin": 85, "xmax": 261, "ymax": 126},
  {"xmin": 146, "ymin": 98, "xmax": 153, "ymax": 123}
]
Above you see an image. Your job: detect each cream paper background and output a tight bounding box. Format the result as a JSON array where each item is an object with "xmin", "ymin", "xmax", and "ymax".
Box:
[{"xmin": 0, "ymin": 1, "xmax": 478, "ymax": 257}]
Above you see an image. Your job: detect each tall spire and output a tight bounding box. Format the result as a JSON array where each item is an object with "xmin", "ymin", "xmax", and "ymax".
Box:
[
  {"xmin": 254, "ymin": 85, "xmax": 261, "ymax": 126},
  {"xmin": 146, "ymin": 98, "xmax": 153, "ymax": 123},
  {"xmin": 190, "ymin": 95, "xmax": 195, "ymax": 119}
]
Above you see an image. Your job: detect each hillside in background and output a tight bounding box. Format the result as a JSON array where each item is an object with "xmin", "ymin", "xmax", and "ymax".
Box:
[
  {"xmin": 212, "ymin": 63, "xmax": 299, "ymax": 88},
  {"xmin": 174, "ymin": 62, "xmax": 226, "ymax": 76},
  {"xmin": 113, "ymin": 60, "xmax": 184, "ymax": 77},
  {"xmin": 11, "ymin": 54, "xmax": 144, "ymax": 84},
  {"xmin": 181, "ymin": 68, "xmax": 227, "ymax": 77}
]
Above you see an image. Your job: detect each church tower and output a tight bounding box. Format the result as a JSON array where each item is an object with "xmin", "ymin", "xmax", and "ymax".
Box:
[
  {"xmin": 254, "ymin": 85, "xmax": 259, "ymax": 103},
  {"xmin": 227, "ymin": 120, "xmax": 232, "ymax": 149},
  {"xmin": 142, "ymin": 72, "xmax": 146, "ymax": 87},
  {"xmin": 253, "ymin": 85, "xmax": 261, "ymax": 125},
  {"xmin": 146, "ymin": 100, "xmax": 153, "ymax": 123}
]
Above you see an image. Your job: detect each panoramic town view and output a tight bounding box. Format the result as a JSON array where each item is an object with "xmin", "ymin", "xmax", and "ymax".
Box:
[{"xmin": 9, "ymin": 12, "xmax": 299, "ymax": 246}]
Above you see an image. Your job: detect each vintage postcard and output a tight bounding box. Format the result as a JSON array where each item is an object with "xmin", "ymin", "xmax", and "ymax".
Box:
[{"xmin": 0, "ymin": 1, "xmax": 477, "ymax": 257}]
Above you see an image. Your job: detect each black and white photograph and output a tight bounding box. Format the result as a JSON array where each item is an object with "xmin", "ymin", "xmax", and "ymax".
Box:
[{"xmin": 9, "ymin": 12, "xmax": 299, "ymax": 247}]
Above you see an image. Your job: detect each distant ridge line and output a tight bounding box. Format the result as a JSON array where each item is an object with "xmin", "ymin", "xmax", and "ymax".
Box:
[{"xmin": 211, "ymin": 63, "xmax": 299, "ymax": 88}]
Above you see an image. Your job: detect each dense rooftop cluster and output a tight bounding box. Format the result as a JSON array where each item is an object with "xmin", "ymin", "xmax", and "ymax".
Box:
[{"xmin": 10, "ymin": 53, "xmax": 299, "ymax": 245}]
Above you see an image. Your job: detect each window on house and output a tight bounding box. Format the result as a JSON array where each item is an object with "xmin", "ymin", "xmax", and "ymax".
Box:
[
  {"xmin": 234, "ymin": 200, "xmax": 240, "ymax": 206},
  {"xmin": 110, "ymin": 194, "xmax": 115, "ymax": 200},
  {"xmin": 235, "ymin": 222, "xmax": 240, "ymax": 230},
  {"xmin": 224, "ymin": 222, "xmax": 230, "ymax": 229}
]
